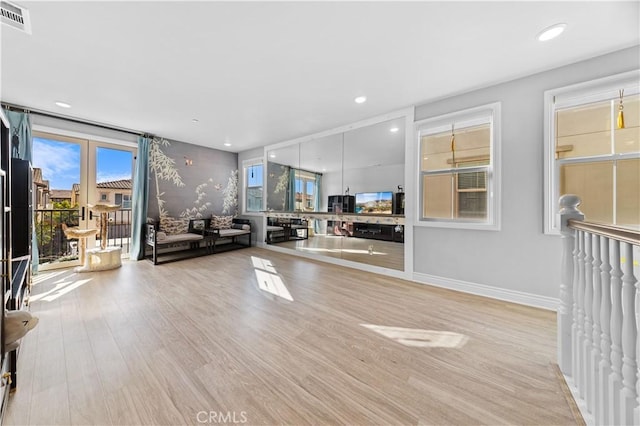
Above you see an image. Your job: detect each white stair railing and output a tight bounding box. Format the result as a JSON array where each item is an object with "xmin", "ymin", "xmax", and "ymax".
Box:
[{"xmin": 559, "ymin": 194, "xmax": 639, "ymax": 426}]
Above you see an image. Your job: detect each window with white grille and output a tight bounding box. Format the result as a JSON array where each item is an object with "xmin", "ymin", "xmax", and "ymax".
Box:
[{"xmin": 416, "ymin": 103, "xmax": 501, "ymax": 230}]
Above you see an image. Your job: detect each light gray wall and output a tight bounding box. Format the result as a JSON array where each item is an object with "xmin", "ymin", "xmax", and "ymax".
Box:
[{"xmin": 413, "ymin": 46, "xmax": 639, "ymax": 299}]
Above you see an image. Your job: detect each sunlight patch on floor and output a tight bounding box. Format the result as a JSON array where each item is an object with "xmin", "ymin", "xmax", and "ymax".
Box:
[
  {"xmin": 297, "ymin": 247, "xmax": 387, "ymax": 255},
  {"xmin": 251, "ymin": 255, "xmax": 277, "ymax": 273},
  {"xmin": 361, "ymin": 324, "xmax": 469, "ymax": 348},
  {"xmin": 298, "ymin": 247, "xmax": 341, "ymax": 253},
  {"xmin": 251, "ymin": 256, "xmax": 293, "ymax": 301},
  {"xmin": 30, "ymin": 277, "xmax": 93, "ymax": 303},
  {"xmin": 31, "ymin": 269, "xmax": 71, "ymax": 286},
  {"xmin": 341, "ymin": 248, "xmax": 387, "ymax": 255}
]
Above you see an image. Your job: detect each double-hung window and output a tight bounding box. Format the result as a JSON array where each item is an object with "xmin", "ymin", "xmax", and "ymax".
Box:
[
  {"xmin": 544, "ymin": 71, "xmax": 639, "ymax": 233},
  {"xmin": 245, "ymin": 160, "xmax": 263, "ymax": 213},
  {"xmin": 416, "ymin": 102, "xmax": 501, "ymax": 230}
]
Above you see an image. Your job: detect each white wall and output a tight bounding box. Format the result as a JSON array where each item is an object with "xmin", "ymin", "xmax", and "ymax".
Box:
[
  {"xmin": 322, "ymin": 164, "xmax": 403, "ymax": 209},
  {"xmin": 32, "ymin": 114, "xmax": 139, "ymax": 145},
  {"xmin": 237, "ymin": 46, "xmax": 638, "ymax": 308},
  {"xmin": 412, "ymin": 46, "xmax": 639, "ymax": 303}
]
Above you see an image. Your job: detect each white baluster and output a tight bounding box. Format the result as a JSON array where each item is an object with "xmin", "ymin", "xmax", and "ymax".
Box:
[
  {"xmin": 576, "ymin": 230, "xmax": 587, "ymax": 398},
  {"xmin": 584, "ymin": 232, "xmax": 594, "ymax": 412},
  {"xmin": 620, "ymin": 242, "xmax": 638, "ymax": 425},
  {"xmin": 591, "ymin": 234, "xmax": 602, "ymax": 421},
  {"xmin": 609, "ymin": 240, "xmax": 623, "ymax": 426},
  {"xmin": 635, "ymin": 245, "xmax": 640, "ymax": 426},
  {"xmin": 598, "ymin": 236, "xmax": 612, "ymax": 426},
  {"xmin": 559, "ymin": 194, "xmax": 584, "ymax": 377}
]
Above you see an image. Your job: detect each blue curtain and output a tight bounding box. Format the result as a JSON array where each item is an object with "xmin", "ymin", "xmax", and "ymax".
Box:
[
  {"xmin": 314, "ymin": 173, "xmax": 322, "ymax": 232},
  {"xmin": 3, "ymin": 109, "xmax": 38, "ymax": 274},
  {"xmin": 287, "ymin": 168, "xmax": 296, "ymax": 211},
  {"xmin": 129, "ymin": 136, "xmax": 150, "ymax": 260}
]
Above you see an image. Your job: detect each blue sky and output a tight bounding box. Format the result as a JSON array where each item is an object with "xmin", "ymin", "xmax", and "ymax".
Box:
[
  {"xmin": 33, "ymin": 137, "xmax": 132, "ymax": 190},
  {"xmin": 356, "ymin": 191, "xmax": 393, "ymax": 203}
]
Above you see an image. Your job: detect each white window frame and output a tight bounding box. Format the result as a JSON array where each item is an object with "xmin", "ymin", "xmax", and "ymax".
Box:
[
  {"xmin": 543, "ymin": 70, "xmax": 640, "ymax": 234},
  {"xmin": 243, "ymin": 158, "xmax": 264, "ymax": 215},
  {"xmin": 414, "ymin": 102, "xmax": 501, "ymax": 231},
  {"xmin": 122, "ymin": 194, "xmax": 131, "ymax": 209}
]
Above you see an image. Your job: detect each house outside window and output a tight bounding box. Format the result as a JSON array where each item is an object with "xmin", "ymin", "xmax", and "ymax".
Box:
[
  {"xmin": 295, "ymin": 172, "xmax": 317, "ymax": 211},
  {"xmin": 115, "ymin": 193, "xmax": 132, "ymax": 209},
  {"xmin": 416, "ymin": 102, "xmax": 501, "ymax": 230},
  {"xmin": 100, "ymin": 192, "xmax": 108, "ymax": 202},
  {"xmin": 245, "ymin": 161, "xmax": 263, "ymax": 213},
  {"xmin": 544, "ymin": 71, "xmax": 640, "ymax": 233}
]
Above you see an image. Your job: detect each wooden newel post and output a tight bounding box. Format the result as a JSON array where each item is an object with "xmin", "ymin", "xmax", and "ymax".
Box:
[{"xmin": 558, "ymin": 194, "xmax": 584, "ymax": 376}]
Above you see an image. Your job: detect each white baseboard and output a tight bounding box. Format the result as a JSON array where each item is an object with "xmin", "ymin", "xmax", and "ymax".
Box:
[
  {"xmin": 256, "ymin": 243, "xmax": 558, "ymax": 310},
  {"xmin": 412, "ymin": 272, "xmax": 559, "ymax": 311}
]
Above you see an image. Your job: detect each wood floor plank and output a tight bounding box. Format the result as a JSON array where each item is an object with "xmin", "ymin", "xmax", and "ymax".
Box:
[{"xmin": 5, "ymin": 248, "xmax": 576, "ymax": 425}]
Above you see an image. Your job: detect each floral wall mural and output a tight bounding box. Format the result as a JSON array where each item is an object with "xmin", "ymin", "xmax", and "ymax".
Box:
[
  {"xmin": 266, "ymin": 161, "xmax": 290, "ymax": 211},
  {"xmin": 147, "ymin": 137, "xmax": 239, "ymax": 220}
]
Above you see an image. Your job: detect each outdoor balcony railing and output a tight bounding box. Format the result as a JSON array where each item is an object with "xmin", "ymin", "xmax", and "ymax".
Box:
[{"xmin": 34, "ymin": 208, "xmax": 132, "ymax": 266}]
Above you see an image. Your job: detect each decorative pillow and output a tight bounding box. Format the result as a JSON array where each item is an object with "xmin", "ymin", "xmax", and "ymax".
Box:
[
  {"xmin": 191, "ymin": 219, "xmax": 206, "ymax": 230},
  {"xmin": 231, "ymin": 223, "xmax": 250, "ymax": 230},
  {"xmin": 211, "ymin": 215, "xmax": 233, "ymax": 229},
  {"xmin": 156, "ymin": 231, "xmax": 167, "ymax": 241},
  {"xmin": 160, "ymin": 216, "xmax": 190, "ymax": 235}
]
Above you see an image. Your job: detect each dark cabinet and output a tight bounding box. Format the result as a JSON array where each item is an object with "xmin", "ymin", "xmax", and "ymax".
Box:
[
  {"xmin": 11, "ymin": 158, "xmax": 32, "ymax": 258},
  {"xmin": 393, "ymin": 192, "xmax": 405, "ymax": 215},
  {"xmin": 327, "ymin": 195, "xmax": 354, "ymax": 236},
  {"xmin": 0, "ymin": 112, "xmax": 32, "ymax": 422},
  {"xmin": 327, "ymin": 195, "xmax": 355, "ymax": 213},
  {"xmin": 353, "ymin": 222, "xmax": 404, "ymax": 242}
]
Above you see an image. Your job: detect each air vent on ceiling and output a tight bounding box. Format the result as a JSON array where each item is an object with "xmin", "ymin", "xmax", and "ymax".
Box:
[{"xmin": 1, "ymin": 1, "xmax": 31, "ymax": 34}]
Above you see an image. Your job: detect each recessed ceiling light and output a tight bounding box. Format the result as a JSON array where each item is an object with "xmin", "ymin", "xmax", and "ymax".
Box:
[
  {"xmin": 224, "ymin": 142, "xmax": 231, "ymax": 147},
  {"xmin": 390, "ymin": 127, "xmax": 399, "ymax": 133},
  {"xmin": 354, "ymin": 96, "xmax": 367, "ymax": 104},
  {"xmin": 55, "ymin": 101, "xmax": 71, "ymax": 108},
  {"xmin": 537, "ymin": 23, "xmax": 567, "ymax": 42}
]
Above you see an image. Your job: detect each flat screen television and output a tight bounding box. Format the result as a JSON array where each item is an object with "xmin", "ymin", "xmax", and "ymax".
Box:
[{"xmin": 355, "ymin": 191, "xmax": 393, "ymax": 214}]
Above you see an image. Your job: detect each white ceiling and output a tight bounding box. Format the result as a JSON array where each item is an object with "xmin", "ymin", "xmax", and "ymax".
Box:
[{"xmin": 1, "ymin": 1, "xmax": 638, "ymax": 153}]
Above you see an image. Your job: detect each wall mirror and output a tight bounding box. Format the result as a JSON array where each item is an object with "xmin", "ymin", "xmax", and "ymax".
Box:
[
  {"xmin": 266, "ymin": 144, "xmax": 299, "ymax": 212},
  {"xmin": 265, "ymin": 113, "xmax": 408, "ymax": 272}
]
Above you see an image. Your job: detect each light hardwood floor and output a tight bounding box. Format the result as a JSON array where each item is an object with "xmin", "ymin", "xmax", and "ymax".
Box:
[
  {"xmin": 6, "ymin": 248, "xmax": 575, "ymax": 425},
  {"xmin": 271, "ymin": 235, "xmax": 404, "ymax": 271}
]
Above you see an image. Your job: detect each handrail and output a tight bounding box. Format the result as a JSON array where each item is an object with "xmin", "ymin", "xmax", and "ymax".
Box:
[
  {"xmin": 559, "ymin": 194, "xmax": 639, "ymax": 425},
  {"xmin": 568, "ymin": 219, "xmax": 640, "ymax": 246}
]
